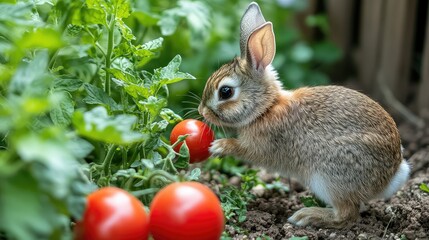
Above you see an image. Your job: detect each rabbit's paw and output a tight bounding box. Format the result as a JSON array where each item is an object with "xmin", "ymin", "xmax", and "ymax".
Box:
[
  {"xmin": 209, "ymin": 138, "xmax": 239, "ymax": 157},
  {"xmin": 288, "ymin": 207, "xmax": 335, "ymax": 227}
]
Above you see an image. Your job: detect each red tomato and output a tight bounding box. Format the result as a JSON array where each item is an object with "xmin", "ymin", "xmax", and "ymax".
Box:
[
  {"xmin": 75, "ymin": 187, "xmax": 149, "ymax": 240},
  {"xmin": 149, "ymin": 182, "xmax": 225, "ymax": 240},
  {"xmin": 170, "ymin": 119, "xmax": 215, "ymax": 163}
]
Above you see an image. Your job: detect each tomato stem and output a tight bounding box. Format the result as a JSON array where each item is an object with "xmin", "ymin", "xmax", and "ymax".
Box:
[{"xmin": 171, "ymin": 134, "xmax": 189, "ymax": 149}]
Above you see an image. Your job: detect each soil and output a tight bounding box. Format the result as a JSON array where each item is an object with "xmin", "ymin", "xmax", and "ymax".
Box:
[{"xmin": 219, "ymin": 122, "xmax": 429, "ymax": 240}]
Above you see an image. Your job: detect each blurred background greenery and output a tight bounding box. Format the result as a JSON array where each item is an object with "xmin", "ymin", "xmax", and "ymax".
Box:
[{"xmin": 127, "ymin": 0, "xmax": 341, "ymax": 114}]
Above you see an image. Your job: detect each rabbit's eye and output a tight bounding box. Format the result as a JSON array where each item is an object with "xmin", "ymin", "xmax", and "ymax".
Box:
[{"xmin": 219, "ymin": 86, "xmax": 234, "ymax": 100}]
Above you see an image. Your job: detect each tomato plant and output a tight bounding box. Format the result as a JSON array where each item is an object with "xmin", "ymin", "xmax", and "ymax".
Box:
[
  {"xmin": 170, "ymin": 119, "xmax": 215, "ymax": 163},
  {"xmin": 76, "ymin": 187, "xmax": 149, "ymax": 240},
  {"xmin": 149, "ymin": 182, "xmax": 224, "ymax": 240}
]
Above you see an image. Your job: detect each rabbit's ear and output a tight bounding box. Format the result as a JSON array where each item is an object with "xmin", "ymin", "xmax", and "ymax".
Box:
[
  {"xmin": 240, "ymin": 2, "xmax": 266, "ymax": 58},
  {"xmin": 247, "ymin": 22, "xmax": 275, "ymax": 71}
]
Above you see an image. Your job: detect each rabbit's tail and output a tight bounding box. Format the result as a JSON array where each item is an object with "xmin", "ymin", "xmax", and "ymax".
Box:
[{"xmin": 380, "ymin": 159, "xmax": 411, "ymax": 199}]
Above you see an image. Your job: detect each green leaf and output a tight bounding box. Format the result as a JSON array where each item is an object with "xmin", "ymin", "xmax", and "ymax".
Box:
[
  {"xmin": 420, "ymin": 183, "xmax": 429, "ymax": 193},
  {"xmin": 18, "ymin": 28, "xmax": 63, "ymax": 50},
  {"xmin": 289, "ymin": 237, "xmax": 309, "ymax": 240},
  {"xmin": 84, "ymin": 0, "xmax": 130, "ymax": 24},
  {"xmin": 141, "ymin": 159, "xmax": 154, "ymax": 169},
  {"xmin": 265, "ymin": 180, "xmax": 290, "ymax": 192},
  {"xmin": 153, "ymin": 55, "xmax": 195, "ymax": 85},
  {"xmin": 67, "ymin": 181, "xmax": 95, "ymax": 220},
  {"xmin": 132, "ymin": 39, "xmax": 163, "ymax": 67},
  {"xmin": 116, "ymin": 19, "xmax": 135, "ymax": 41},
  {"xmin": 177, "ymin": 0, "xmax": 210, "ymax": 37},
  {"xmin": 187, "ymin": 168, "xmax": 201, "ymax": 181},
  {"xmin": 9, "ymin": 50, "xmax": 51, "ymax": 95},
  {"xmin": 15, "ymin": 130, "xmax": 80, "ymax": 197},
  {"xmin": 22, "ymin": 96, "xmax": 51, "ymax": 114},
  {"xmin": 0, "ymin": 173, "xmax": 55, "ymax": 239},
  {"xmin": 109, "ymin": 67, "xmax": 137, "ymax": 84},
  {"xmin": 151, "ymin": 151, "xmax": 163, "ymax": 166},
  {"xmin": 114, "ymin": 169, "xmax": 136, "ymax": 178},
  {"xmin": 160, "ymin": 108, "xmax": 183, "ymax": 124},
  {"xmin": 125, "ymin": 83, "xmax": 151, "ymax": 99},
  {"xmin": 0, "ymin": 2, "xmax": 33, "ymax": 25},
  {"xmin": 299, "ymin": 196, "xmax": 325, "ymax": 208},
  {"xmin": 50, "ymin": 92, "xmax": 74, "ymax": 126},
  {"xmin": 135, "ymin": 45, "xmax": 153, "ymax": 58},
  {"xmin": 142, "ymin": 37, "xmax": 163, "ymax": 52},
  {"xmin": 158, "ymin": 10, "xmax": 181, "ymax": 36},
  {"xmin": 220, "ymin": 186, "xmax": 249, "ymax": 222},
  {"xmin": 174, "ymin": 141, "xmax": 189, "ymax": 169},
  {"xmin": 67, "ymin": 137, "xmax": 94, "ymax": 159},
  {"xmin": 73, "ymin": 106, "xmax": 145, "ymax": 145},
  {"xmin": 112, "ymin": 42, "xmax": 132, "ymax": 57},
  {"xmin": 132, "ymin": 10, "xmax": 159, "ymax": 27},
  {"xmin": 130, "ymin": 159, "xmax": 142, "ymax": 168},
  {"xmin": 83, "ymin": 83, "xmax": 121, "ymax": 111},
  {"xmin": 113, "ymin": 0, "xmax": 131, "ymax": 19},
  {"xmin": 110, "ymin": 69, "xmax": 152, "ymax": 100},
  {"xmin": 138, "ymin": 96, "xmax": 167, "ymax": 118},
  {"xmin": 53, "ymin": 78, "xmax": 83, "ymax": 92},
  {"xmin": 150, "ymin": 120, "xmax": 168, "ymax": 133},
  {"xmin": 131, "ymin": 159, "xmax": 155, "ymax": 169},
  {"xmin": 86, "ymin": 0, "xmax": 104, "ymax": 10},
  {"xmin": 158, "ymin": 0, "xmax": 210, "ymax": 37},
  {"xmin": 84, "ymin": 8, "xmax": 106, "ymax": 25}
]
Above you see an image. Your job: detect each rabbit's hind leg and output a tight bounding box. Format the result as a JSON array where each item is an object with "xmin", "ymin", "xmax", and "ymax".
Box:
[{"xmin": 288, "ymin": 200, "xmax": 360, "ymax": 228}]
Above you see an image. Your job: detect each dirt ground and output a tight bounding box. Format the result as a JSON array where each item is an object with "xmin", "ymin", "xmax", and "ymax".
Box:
[{"xmin": 223, "ymin": 122, "xmax": 429, "ymax": 240}]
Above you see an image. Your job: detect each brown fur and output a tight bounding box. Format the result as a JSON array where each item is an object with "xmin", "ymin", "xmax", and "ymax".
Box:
[{"xmin": 199, "ymin": 2, "xmax": 408, "ymax": 229}]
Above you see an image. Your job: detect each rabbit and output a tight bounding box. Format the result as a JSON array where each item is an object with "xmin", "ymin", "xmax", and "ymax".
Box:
[{"xmin": 198, "ymin": 2, "xmax": 410, "ymax": 228}]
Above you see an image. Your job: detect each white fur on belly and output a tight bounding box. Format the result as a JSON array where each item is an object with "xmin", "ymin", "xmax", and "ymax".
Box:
[{"xmin": 309, "ymin": 173, "xmax": 333, "ymax": 206}]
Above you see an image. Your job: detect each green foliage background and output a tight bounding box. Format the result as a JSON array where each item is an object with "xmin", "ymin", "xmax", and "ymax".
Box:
[
  {"xmin": 145, "ymin": 0, "xmax": 341, "ymax": 111},
  {"xmin": 0, "ymin": 0, "xmax": 340, "ymax": 239}
]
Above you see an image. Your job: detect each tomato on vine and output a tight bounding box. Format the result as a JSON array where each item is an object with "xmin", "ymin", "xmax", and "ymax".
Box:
[
  {"xmin": 149, "ymin": 182, "xmax": 225, "ymax": 240},
  {"xmin": 170, "ymin": 119, "xmax": 215, "ymax": 163},
  {"xmin": 75, "ymin": 187, "xmax": 149, "ymax": 240}
]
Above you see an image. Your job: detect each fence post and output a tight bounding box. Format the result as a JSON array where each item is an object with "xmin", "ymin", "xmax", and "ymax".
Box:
[
  {"xmin": 358, "ymin": 0, "xmax": 385, "ymax": 90},
  {"xmin": 377, "ymin": 0, "xmax": 417, "ymax": 102},
  {"xmin": 326, "ymin": 0, "xmax": 356, "ymax": 82},
  {"xmin": 418, "ymin": 4, "xmax": 429, "ymax": 119}
]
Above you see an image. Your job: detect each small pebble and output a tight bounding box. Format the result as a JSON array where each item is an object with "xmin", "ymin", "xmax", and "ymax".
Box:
[
  {"xmin": 357, "ymin": 233, "xmax": 367, "ymax": 240},
  {"xmin": 251, "ymin": 184, "xmax": 266, "ymax": 197}
]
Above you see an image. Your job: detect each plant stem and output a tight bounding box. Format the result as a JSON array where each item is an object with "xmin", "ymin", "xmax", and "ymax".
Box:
[
  {"xmin": 121, "ymin": 146, "xmax": 127, "ymax": 169},
  {"xmin": 132, "ymin": 188, "xmax": 160, "ymax": 198},
  {"xmin": 121, "ymin": 89, "xmax": 126, "ymax": 114},
  {"xmin": 129, "ymin": 143, "xmax": 140, "ymax": 165},
  {"xmin": 102, "ymin": 145, "xmax": 117, "ymax": 176},
  {"xmin": 84, "ymin": 28, "xmax": 106, "ymax": 58},
  {"xmin": 145, "ymin": 169, "xmax": 178, "ymax": 184},
  {"xmin": 105, "ymin": 18, "xmax": 115, "ymax": 95}
]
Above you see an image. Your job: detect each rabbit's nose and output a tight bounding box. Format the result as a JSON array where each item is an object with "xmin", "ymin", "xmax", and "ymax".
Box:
[
  {"xmin": 198, "ymin": 105, "xmax": 209, "ymax": 119},
  {"xmin": 198, "ymin": 105, "xmax": 203, "ymax": 116}
]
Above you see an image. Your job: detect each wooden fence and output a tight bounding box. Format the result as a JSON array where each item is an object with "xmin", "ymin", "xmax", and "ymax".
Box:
[{"xmin": 299, "ymin": 0, "xmax": 429, "ymax": 125}]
